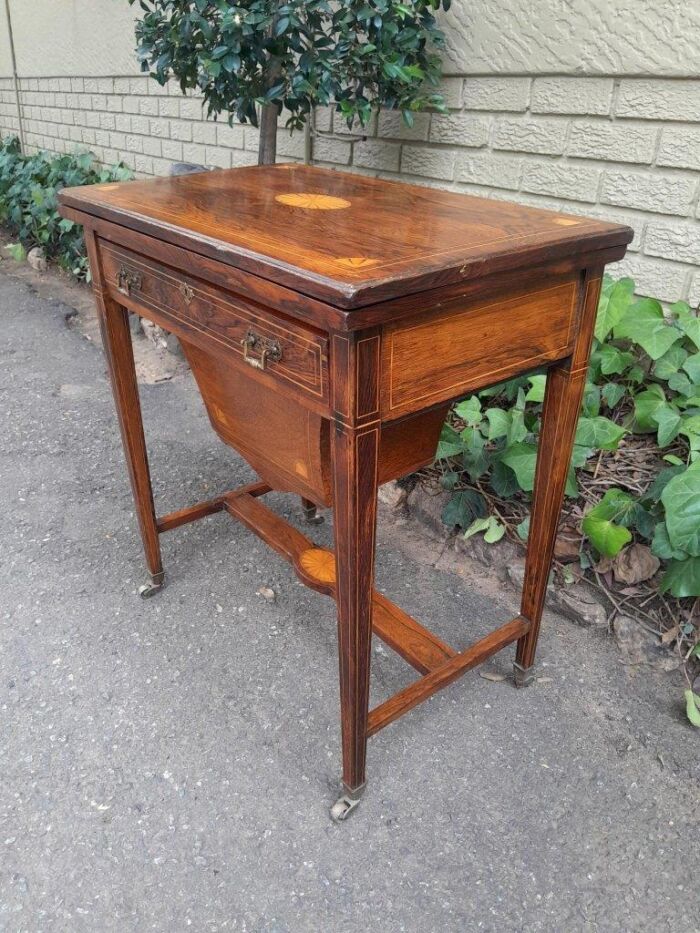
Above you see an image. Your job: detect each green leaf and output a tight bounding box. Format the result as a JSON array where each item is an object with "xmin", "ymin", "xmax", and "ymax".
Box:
[
  {"xmin": 661, "ymin": 461, "xmax": 700, "ymax": 556},
  {"xmin": 574, "ymin": 416, "xmax": 625, "ymax": 450},
  {"xmin": 652, "ymin": 403, "xmax": 681, "ymax": 447},
  {"xmin": 682, "ymin": 351, "xmax": 700, "ymax": 385},
  {"xmin": 660, "ymin": 558, "xmax": 700, "ymax": 598},
  {"xmin": 463, "ymin": 516, "xmax": 490, "ymax": 539},
  {"xmin": 651, "ymin": 521, "xmax": 687, "ymax": 561},
  {"xmin": 595, "ymin": 277, "xmax": 634, "ymax": 342},
  {"xmin": 500, "ymin": 442, "xmax": 538, "ymax": 492},
  {"xmin": 614, "ymin": 297, "xmax": 682, "ymax": 360},
  {"xmin": 484, "ymin": 516, "xmax": 506, "ymax": 544},
  {"xmin": 598, "ymin": 344, "xmax": 634, "ymax": 376},
  {"xmin": 490, "ymin": 460, "xmax": 520, "ymax": 498},
  {"xmin": 525, "ymin": 375, "xmax": 546, "ymax": 403},
  {"xmin": 463, "ymin": 515, "xmax": 505, "ymax": 544},
  {"xmin": 633, "ymin": 384, "xmax": 666, "ymax": 432},
  {"xmin": 684, "ymin": 690, "xmax": 700, "ymax": 727},
  {"xmin": 601, "ymin": 382, "xmax": 626, "ymax": 409},
  {"xmin": 516, "ymin": 516, "xmax": 530, "ymax": 541},
  {"xmin": 454, "ymin": 396, "xmax": 481, "ymax": 427},
  {"xmin": 582, "ymin": 488, "xmax": 634, "ymax": 558},
  {"xmin": 671, "ymin": 301, "xmax": 700, "ymax": 350},
  {"xmin": 442, "ymin": 489, "xmax": 488, "ymax": 529},
  {"xmin": 484, "ymin": 407, "xmax": 510, "ymax": 440},
  {"xmin": 653, "ymin": 343, "xmax": 688, "ymax": 380},
  {"xmin": 435, "ymin": 423, "xmax": 463, "ymax": 460}
]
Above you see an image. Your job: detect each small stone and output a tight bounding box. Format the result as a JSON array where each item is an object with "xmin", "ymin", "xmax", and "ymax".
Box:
[
  {"xmin": 257, "ymin": 586, "xmax": 276, "ymax": 602},
  {"xmin": 612, "ymin": 615, "xmax": 681, "ymax": 671},
  {"xmin": 27, "ymin": 246, "xmax": 47, "ymax": 272},
  {"xmin": 378, "ymin": 481, "xmax": 408, "ymax": 511},
  {"xmin": 479, "ymin": 670, "xmax": 506, "ymax": 682}
]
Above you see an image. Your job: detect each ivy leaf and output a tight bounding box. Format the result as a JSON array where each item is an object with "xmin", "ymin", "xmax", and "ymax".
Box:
[
  {"xmin": 490, "ymin": 460, "xmax": 520, "ymax": 498},
  {"xmin": 643, "ymin": 465, "xmax": 685, "ymax": 504},
  {"xmin": 500, "ymin": 442, "xmax": 538, "ymax": 492},
  {"xmin": 670, "ymin": 301, "xmax": 700, "ymax": 350},
  {"xmin": 660, "ymin": 558, "xmax": 700, "ymax": 598},
  {"xmin": 651, "ymin": 521, "xmax": 688, "ymax": 561},
  {"xmin": 682, "ymin": 351, "xmax": 700, "ymax": 385},
  {"xmin": 601, "ymin": 382, "xmax": 626, "ymax": 409},
  {"xmin": 442, "ymin": 489, "xmax": 487, "ymax": 529},
  {"xmin": 652, "ymin": 403, "xmax": 681, "ymax": 447},
  {"xmin": 435, "ymin": 423, "xmax": 463, "ymax": 460},
  {"xmin": 633, "ymin": 384, "xmax": 666, "ymax": 432},
  {"xmin": 516, "ymin": 516, "xmax": 530, "ymax": 541},
  {"xmin": 661, "ymin": 461, "xmax": 700, "ymax": 556},
  {"xmin": 525, "ymin": 375, "xmax": 546, "ymax": 403},
  {"xmin": 484, "ymin": 407, "xmax": 510, "ymax": 440},
  {"xmin": 595, "ymin": 276, "xmax": 634, "ymax": 342},
  {"xmin": 454, "ymin": 395, "xmax": 481, "ymax": 427},
  {"xmin": 614, "ymin": 298, "xmax": 682, "ymax": 360},
  {"xmin": 653, "ymin": 343, "xmax": 688, "ymax": 380},
  {"xmin": 574, "ymin": 416, "xmax": 625, "ymax": 450},
  {"xmin": 684, "ymin": 690, "xmax": 700, "ymax": 727},
  {"xmin": 598, "ymin": 344, "xmax": 634, "ymax": 375},
  {"xmin": 582, "ymin": 488, "xmax": 634, "ymax": 557},
  {"xmin": 463, "ymin": 515, "xmax": 505, "ymax": 544}
]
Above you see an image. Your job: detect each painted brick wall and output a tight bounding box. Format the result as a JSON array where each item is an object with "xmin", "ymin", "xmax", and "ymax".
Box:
[{"xmin": 1, "ymin": 3, "xmax": 700, "ymax": 304}]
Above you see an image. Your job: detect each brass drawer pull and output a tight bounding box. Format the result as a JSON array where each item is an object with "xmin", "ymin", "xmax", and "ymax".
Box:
[
  {"xmin": 241, "ymin": 330, "xmax": 282, "ymax": 371},
  {"xmin": 116, "ymin": 265, "xmax": 142, "ymax": 296},
  {"xmin": 179, "ymin": 282, "xmax": 194, "ymax": 304}
]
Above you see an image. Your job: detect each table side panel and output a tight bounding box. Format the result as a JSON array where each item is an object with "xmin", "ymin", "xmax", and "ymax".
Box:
[{"xmin": 380, "ymin": 275, "xmax": 580, "ymax": 418}]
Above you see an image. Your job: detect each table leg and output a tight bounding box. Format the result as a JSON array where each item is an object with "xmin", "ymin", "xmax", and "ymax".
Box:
[
  {"xmin": 515, "ymin": 363, "xmax": 587, "ymax": 684},
  {"xmin": 330, "ymin": 420, "xmax": 380, "ymax": 818},
  {"xmin": 329, "ymin": 332, "xmax": 381, "ymax": 819},
  {"xmin": 97, "ymin": 291, "xmax": 164, "ymax": 597}
]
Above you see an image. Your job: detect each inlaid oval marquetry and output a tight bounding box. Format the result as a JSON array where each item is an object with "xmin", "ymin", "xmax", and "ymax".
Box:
[
  {"xmin": 275, "ymin": 192, "xmax": 351, "ymax": 210},
  {"xmin": 299, "ymin": 548, "xmax": 336, "ymax": 584}
]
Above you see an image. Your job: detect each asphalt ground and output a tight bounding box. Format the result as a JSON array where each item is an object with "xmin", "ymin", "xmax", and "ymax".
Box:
[{"xmin": 1, "ymin": 271, "xmax": 698, "ymax": 932}]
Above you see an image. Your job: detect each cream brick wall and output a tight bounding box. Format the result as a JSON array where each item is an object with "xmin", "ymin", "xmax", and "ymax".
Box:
[{"xmin": 0, "ymin": 1, "xmax": 699, "ymax": 303}]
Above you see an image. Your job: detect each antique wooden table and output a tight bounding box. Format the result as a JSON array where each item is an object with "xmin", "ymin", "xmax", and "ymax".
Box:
[{"xmin": 59, "ymin": 164, "xmax": 631, "ymax": 819}]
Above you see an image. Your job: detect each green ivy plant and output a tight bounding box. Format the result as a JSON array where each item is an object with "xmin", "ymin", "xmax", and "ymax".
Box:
[
  {"xmin": 129, "ymin": 0, "xmax": 450, "ymax": 163},
  {"xmin": 0, "ymin": 137, "xmax": 132, "ymax": 280},
  {"xmin": 436, "ymin": 274, "xmax": 700, "ymax": 601}
]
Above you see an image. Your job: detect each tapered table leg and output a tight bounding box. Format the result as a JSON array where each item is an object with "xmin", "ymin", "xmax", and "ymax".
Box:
[
  {"xmin": 515, "ymin": 272, "xmax": 602, "ymax": 684},
  {"xmin": 96, "ymin": 289, "xmax": 164, "ymax": 596},
  {"xmin": 329, "ymin": 332, "xmax": 381, "ymax": 819}
]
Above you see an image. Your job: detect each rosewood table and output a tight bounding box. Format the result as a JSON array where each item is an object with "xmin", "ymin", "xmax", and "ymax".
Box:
[{"xmin": 58, "ymin": 164, "xmax": 631, "ymax": 820}]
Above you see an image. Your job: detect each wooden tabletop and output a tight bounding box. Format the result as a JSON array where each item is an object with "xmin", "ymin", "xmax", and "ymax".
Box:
[{"xmin": 60, "ymin": 164, "xmax": 633, "ymax": 309}]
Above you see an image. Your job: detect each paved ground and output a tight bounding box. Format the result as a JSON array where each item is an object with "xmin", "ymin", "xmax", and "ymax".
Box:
[{"xmin": 1, "ymin": 270, "xmax": 698, "ymax": 932}]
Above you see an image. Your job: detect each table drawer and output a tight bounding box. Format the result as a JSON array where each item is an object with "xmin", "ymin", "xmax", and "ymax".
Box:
[
  {"xmin": 99, "ymin": 241, "xmax": 329, "ymax": 405},
  {"xmin": 381, "ymin": 276, "xmax": 579, "ymax": 418}
]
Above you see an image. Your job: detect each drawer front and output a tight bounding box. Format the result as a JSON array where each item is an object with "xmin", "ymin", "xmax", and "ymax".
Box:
[
  {"xmin": 381, "ymin": 277, "xmax": 579, "ymax": 418},
  {"xmin": 99, "ymin": 241, "xmax": 329, "ymax": 405}
]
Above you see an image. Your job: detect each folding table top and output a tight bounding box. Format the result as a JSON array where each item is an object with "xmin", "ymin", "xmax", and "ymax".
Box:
[{"xmin": 60, "ymin": 163, "xmax": 633, "ymax": 309}]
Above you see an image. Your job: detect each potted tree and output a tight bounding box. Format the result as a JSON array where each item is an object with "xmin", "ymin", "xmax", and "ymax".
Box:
[{"xmin": 129, "ymin": 0, "xmax": 450, "ymax": 165}]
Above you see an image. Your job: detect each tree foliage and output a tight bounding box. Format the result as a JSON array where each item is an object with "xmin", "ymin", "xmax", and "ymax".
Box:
[{"xmin": 128, "ymin": 0, "xmax": 449, "ymax": 161}]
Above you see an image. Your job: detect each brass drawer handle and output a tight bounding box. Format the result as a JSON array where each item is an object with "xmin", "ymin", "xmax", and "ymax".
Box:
[
  {"xmin": 179, "ymin": 282, "xmax": 194, "ymax": 304},
  {"xmin": 241, "ymin": 330, "xmax": 282, "ymax": 371},
  {"xmin": 116, "ymin": 265, "xmax": 142, "ymax": 296}
]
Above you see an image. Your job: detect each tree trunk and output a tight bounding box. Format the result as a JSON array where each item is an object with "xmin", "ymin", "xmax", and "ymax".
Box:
[{"xmin": 258, "ymin": 102, "xmax": 278, "ymax": 165}]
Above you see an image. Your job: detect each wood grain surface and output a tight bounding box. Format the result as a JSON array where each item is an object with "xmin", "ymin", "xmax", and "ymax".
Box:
[{"xmin": 59, "ymin": 163, "xmax": 633, "ymax": 308}]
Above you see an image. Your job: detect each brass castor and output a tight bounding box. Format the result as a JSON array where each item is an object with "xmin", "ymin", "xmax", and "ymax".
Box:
[
  {"xmin": 513, "ymin": 661, "xmax": 536, "ymax": 688},
  {"xmin": 330, "ymin": 783, "xmax": 365, "ymax": 822},
  {"xmin": 139, "ymin": 571, "xmax": 165, "ymax": 599},
  {"xmin": 301, "ymin": 498, "xmax": 324, "ymax": 525}
]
